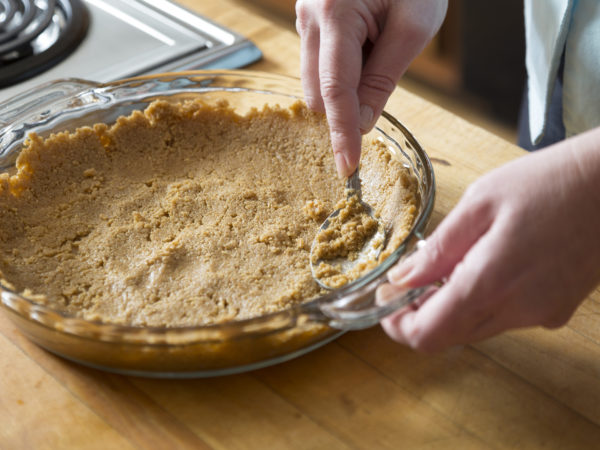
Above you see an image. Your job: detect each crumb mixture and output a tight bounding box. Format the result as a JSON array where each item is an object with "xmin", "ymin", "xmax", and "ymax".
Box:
[
  {"xmin": 0, "ymin": 99, "xmax": 419, "ymax": 327},
  {"xmin": 312, "ymin": 191, "xmax": 379, "ymax": 262},
  {"xmin": 311, "ymin": 191, "xmax": 382, "ymax": 288}
]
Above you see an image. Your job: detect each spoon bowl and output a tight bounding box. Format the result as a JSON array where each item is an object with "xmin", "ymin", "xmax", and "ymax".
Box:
[{"xmin": 310, "ymin": 169, "xmax": 386, "ymax": 289}]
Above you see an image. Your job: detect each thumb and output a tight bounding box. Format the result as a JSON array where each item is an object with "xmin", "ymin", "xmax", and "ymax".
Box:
[
  {"xmin": 389, "ymin": 199, "xmax": 494, "ymax": 287},
  {"xmin": 357, "ymin": 31, "xmax": 409, "ymax": 133},
  {"xmin": 357, "ymin": 4, "xmax": 446, "ymax": 132}
]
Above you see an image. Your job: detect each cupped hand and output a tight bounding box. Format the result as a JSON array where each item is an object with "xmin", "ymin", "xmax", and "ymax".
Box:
[
  {"xmin": 295, "ymin": 0, "xmax": 447, "ymax": 177},
  {"xmin": 379, "ymin": 129, "xmax": 600, "ymax": 351}
]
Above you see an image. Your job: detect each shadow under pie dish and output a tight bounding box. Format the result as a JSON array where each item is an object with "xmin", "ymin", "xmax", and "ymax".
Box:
[{"xmin": 0, "ymin": 70, "xmax": 435, "ymax": 377}]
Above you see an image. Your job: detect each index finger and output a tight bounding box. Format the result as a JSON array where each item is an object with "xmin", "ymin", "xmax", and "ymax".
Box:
[
  {"xmin": 381, "ymin": 225, "xmax": 516, "ymax": 352},
  {"xmin": 319, "ymin": 20, "xmax": 364, "ymax": 177}
]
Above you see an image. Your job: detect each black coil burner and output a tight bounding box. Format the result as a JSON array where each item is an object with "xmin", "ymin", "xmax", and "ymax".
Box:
[{"xmin": 0, "ymin": 0, "xmax": 88, "ymax": 87}]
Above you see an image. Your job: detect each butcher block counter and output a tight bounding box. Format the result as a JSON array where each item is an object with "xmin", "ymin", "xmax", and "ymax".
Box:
[{"xmin": 3, "ymin": 1, "xmax": 600, "ymax": 448}]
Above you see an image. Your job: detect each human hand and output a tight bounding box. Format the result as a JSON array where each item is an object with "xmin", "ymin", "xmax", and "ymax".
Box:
[
  {"xmin": 379, "ymin": 129, "xmax": 600, "ymax": 351},
  {"xmin": 295, "ymin": 0, "xmax": 447, "ymax": 177}
]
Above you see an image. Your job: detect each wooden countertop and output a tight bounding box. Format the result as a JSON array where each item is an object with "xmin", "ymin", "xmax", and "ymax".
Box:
[{"xmin": 3, "ymin": 1, "xmax": 600, "ymax": 448}]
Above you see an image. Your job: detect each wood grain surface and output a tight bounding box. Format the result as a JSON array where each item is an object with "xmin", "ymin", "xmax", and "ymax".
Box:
[{"xmin": 2, "ymin": 1, "xmax": 600, "ymax": 448}]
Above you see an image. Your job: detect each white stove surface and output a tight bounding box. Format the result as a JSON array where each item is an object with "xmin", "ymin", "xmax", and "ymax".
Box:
[{"xmin": 0, "ymin": 0, "xmax": 261, "ymax": 103}]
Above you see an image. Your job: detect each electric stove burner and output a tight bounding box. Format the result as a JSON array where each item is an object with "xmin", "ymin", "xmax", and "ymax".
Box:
[{"xmin": 0, "ymin": 0, "xmax": 88, "ymax": 87}]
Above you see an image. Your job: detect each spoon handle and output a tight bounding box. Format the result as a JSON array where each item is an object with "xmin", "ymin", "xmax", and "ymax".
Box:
[{"xmin": 346, "ymin": 168, "xmax": 361, "ymax": 192}]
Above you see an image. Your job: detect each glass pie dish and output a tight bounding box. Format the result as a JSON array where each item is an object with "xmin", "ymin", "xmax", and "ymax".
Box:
[{"xmin": 0, "ymin": 70, "xmax": 435, "ymax": 377}]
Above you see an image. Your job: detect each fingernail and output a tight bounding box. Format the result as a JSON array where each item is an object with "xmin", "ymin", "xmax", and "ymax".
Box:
[
  {"xmin": 334, "ymin": 152, "xmax": 349, "ymax": 179},
  {"xmin": 375, "ymin": 283, "xmax": 405, "ymax": 305},
  {"xmin": 359, "ymin": 104, "xmax": 374, "ymax": 132},
  {"xmin": 389, "ymin": 240, "xmax": 427, "ymax": 283},
  {"xmin": 388, "ymin": 263, "xmax": 412, "ymax": 285}
]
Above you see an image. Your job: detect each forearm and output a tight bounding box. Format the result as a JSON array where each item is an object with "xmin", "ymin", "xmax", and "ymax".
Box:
[{"xmin": 564, "ymin": 126, "xmax": 600, "ymax": 205}]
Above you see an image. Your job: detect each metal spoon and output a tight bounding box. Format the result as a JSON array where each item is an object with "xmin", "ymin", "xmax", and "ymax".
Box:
[{"xmin": 310, "ymin": 169, "xmax": 386, "ymax": 289}]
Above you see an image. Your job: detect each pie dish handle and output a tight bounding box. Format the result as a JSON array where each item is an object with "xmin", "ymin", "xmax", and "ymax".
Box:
[
  {"xmin": 0, "ymin": 78, "xmax": 100, "ymax": 127},
  {"xmin": 314, "ymin": 281, "xmax": 435, "ymax": 331},
  {"xmin": 304, "ymin": 239, "xmax": 438, "ymax": 330},
  {"xmin": 0, "ymin": 78, "xmax": 101, "ymax": 169}
]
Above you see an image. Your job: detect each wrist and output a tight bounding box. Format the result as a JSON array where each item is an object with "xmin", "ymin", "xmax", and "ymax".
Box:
[{"xmin": 565, "ymin": 127, "xmax": 600, "ymax": 206}]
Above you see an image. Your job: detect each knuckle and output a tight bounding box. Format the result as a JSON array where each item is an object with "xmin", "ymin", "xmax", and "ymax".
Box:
[
  {"xmin": 295, "ymin": 1, "xmax": 308, "ymax": 23},
  {"xmin": 406, "ymin": 20, "xmax": 432, "ymax": 42},
  {"xmin": 295, "ymin": 0, "xmax": 305, "ymax": 15},
  {"xmin": 360, "ymin": 73, "xmax": 397, "ymax": 97},
  {"xmin": 303, "ymin": 94, "xmax": 324, "ymax": 112},
  {"xmin": 319, "ymin": 77, "xmax": 349, "ymax": 103},
  {"xmin": 422, "ymin": 235, "xmax": 445, "ymax": 267},
  {"xmin": 543, "ymin": 318, "xmax": 568, "ymax": 330},
  {"xmin": 297, "ymin": 0, "xmax": 338, "ymax": 19},
  {"xmin": 462, "ymin": 182, "xmax": 481, "ymax": 203},
  {"xmin": 295, "ymin": 3, "xmax": 311, "ymax": 33},
  {"xmin": 410, "ymin": 333, "xmax": 440, "ymax": 353},
  {"xmin": 395, "ymin": 11, "xmax": 439, "ymax": 44},
  {"xmin": 401, "ymin": 321, "xmax": 440, "ymax": 353},
  {"xmin": 461, "ymin": 184, "xmax": 494, "ymax": 220},
  {"xmin": 320, "ymin": 0, "xmax": 339, "ymax": 16},
  {"xmin": 295, "ymin": 0, "xmax": 324, "ymax": 33},
  {"xmin": 542, "ymin": 310, "xmax": 572, "ymax": 329}
]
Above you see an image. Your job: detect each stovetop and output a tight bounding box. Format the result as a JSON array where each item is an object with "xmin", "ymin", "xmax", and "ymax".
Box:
[
  {"xmin": 0, "ymin": 0, "xmax": 262, "ymax": 103},
  {"xmin": 0, "ymin": 0, "xmax": 89, "ymax": 87}
]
